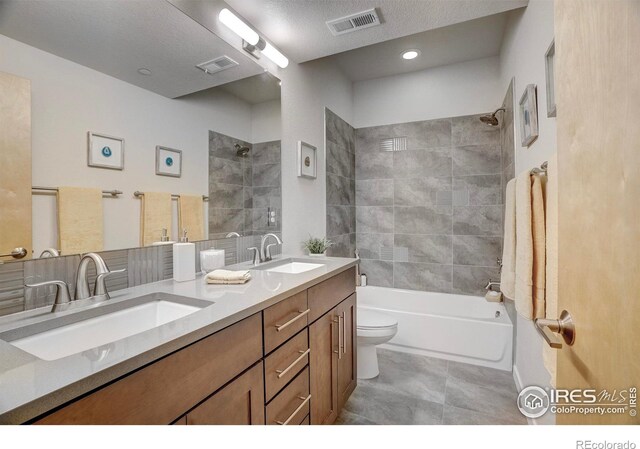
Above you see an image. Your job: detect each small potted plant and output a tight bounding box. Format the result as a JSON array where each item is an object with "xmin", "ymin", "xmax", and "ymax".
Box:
[{"xmin": 302, "ymin": 236, "xmax": 333, "ymax": 257}]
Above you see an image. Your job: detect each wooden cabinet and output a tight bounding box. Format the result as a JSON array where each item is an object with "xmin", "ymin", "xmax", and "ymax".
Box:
[
  {"xmin": 309, "ymin": 309, "xmax": 339, "ymax": 425},
  {"xmin": 186, "ymin": 363, "xmax": 264, "ymax": 425},
  {"xmin": 337, "ymin": 293, "xmax": 357, "ymax": 409},
  {"xmin": 266, "ymin": 366, "xmax": 310, "ymax": 425},
  {"xmin": 309, "ymin": 271, "xmax": 357, "ymax": 425},
  {"xmin": 36, "ymin": 314, "xmax": 262, "ymax": 425},
  {"xmin": 32, "ymin": 267, "xmax": 356, "ymax": 426}
]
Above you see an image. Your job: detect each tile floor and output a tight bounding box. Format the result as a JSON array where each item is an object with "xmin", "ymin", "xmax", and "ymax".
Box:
[{"xmin": 336, "ymin": 348, "xmax": 526, "ymax": 425}]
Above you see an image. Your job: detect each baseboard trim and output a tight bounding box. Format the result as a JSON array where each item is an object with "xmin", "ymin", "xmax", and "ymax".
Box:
[{"xmin": 512, "ymin": 364, "xmax": 537, "ymax": 426}]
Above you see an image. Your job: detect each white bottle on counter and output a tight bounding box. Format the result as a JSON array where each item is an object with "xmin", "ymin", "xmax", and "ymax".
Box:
[{"xmin": 173, "ymin": 229, "xmax": 195, "ymax": 282}]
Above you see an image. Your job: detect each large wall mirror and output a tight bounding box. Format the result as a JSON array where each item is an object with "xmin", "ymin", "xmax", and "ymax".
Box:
[{"xmin": 0, "ymin": 0, "xmax": 281, "ymax": 265}]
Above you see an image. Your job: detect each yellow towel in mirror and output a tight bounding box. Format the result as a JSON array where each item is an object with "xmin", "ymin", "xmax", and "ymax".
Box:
[
  {"xmin": 178, "ymin": 195, "xmax": 204, "ymax": 241},
  {"xmin": 140, "ymin": 192, "xmax": 172, "ymax": 246},
  {"xmin": 57, "ymin": 187, "xmax": 104, "ymax": 254}
]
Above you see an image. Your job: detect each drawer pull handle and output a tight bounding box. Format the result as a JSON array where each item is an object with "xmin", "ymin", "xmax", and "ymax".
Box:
[
  {"xmin": 276, "ymin": 394, "xmax": 312, "ymax": 425},
  {"xmin": 276, "ymin": 349, "xmax": 311, "ymax": 379},
  {"xmin": 275, "ymin": 309, "xmax": 310, "ymax": 332}
]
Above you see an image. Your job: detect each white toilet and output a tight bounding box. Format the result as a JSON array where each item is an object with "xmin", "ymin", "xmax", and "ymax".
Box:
[{"xmin": 357, "ymin": 309, "xmax": 398, "ymax": 379}]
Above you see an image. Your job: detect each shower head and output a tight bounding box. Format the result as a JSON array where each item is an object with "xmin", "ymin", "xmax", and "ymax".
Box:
[
  {"xmin": 479, "ymin": 108, "xmax": 506, "ymax": 127},
  {"xmin": 234, "ymin": 143, "xmax": 250, "ymax": 157}
]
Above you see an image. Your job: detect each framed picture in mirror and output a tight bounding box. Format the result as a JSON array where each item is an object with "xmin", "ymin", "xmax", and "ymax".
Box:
[
  {"xmin": 545, "ymin": 39, "xmax": 556, "ymax": 118},
  {"xmin": 156, "ymin": 146, "xmax": 182, "ymax": 177},
  {"xmin": 87, "ymin": 132, "xmax": 124, "ymax": 170},
  {"xmin": 297, "ymin": 141, "xmax": 317, "ymax": 179},
  {"xmin": 519, "ymin": 84, "xmax": 539, "ymax": 147}
]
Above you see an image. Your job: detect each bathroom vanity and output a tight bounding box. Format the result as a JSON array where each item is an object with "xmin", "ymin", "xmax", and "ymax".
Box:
[{"xmin": 0, "ymin": 258, "xmax": 357, "ymax": 425}]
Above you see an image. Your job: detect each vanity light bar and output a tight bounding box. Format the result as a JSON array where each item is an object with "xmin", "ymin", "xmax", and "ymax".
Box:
[
  {"xmin": 218, "ymin": 8, "xmax": 289, "ymax": 69},
  {"xmin": 219, "ymin": 8, "xmax": 260, "ymax": 45}
]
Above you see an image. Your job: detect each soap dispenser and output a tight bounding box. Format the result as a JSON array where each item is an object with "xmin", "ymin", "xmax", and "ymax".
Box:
[{"xmin": 173, "ymin": 229, "xmax": 195, "ymax": 282}]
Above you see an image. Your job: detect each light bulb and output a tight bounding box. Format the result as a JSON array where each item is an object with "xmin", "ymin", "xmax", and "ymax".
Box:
[{"xmin": 218, "ymin": 8, "xmax": 259, "ymax": 46}]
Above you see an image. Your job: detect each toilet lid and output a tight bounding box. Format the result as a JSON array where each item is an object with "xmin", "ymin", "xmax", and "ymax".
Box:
[{"xmin": 357, "ymin": 309, "xmax": 397, "ymax": 329}]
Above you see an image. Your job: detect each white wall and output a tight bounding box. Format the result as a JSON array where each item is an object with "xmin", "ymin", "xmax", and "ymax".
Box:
[
  {"xmin": 251, "ymin": 99, "xmax": 282, "ymax": 143},
  {"xmin": 498, "ymin": 0, "xmax": 556, "ymax": 425},
  {"xmin": 0, "ymin": 34, "xmax": 254, "ymax": 254},
  {"xmin": 279, "ymin": 59, "xmax": 353, "ymax": 255},
  {"xmin": 353, "ymin": 56, "xmax": 502, "ymax": 128}
]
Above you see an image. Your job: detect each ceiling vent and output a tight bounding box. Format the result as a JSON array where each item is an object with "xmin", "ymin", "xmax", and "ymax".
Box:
[
  {"xmin": 326, "ymin": 8, "xmax": 381, "ymax": 36},
  {"xmin": 196, "ymin": 56, "xmax": 239, "ymax": 75}
]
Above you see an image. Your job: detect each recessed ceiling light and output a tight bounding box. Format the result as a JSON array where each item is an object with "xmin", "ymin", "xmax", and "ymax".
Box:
[
  {"xmin": 402, "ymin": 50, "xmax": 420, "ymax": 60},
  {"xmin": 137, "ymin": 68, "xmax": 152, "ymax": 76}
]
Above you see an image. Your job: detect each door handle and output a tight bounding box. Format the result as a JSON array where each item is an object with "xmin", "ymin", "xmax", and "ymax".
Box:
[
  {"xmin": 341, "ymin": 311, "xmax": 346, "ymax": 356},
  {"xmin": 276, "ymin": 349, "xmax": 310, "ymax": 379},
  {"xmin": 335, "ymin": 314, "xmax": 343, "ymax": 360},
  {"xmin": 275, "ymin": 395, "xmax": 311, "ymax": 425},
  {"xmin": 275, "ymin": 309, "xmax": 310, "ymax": 332},
  {"xmin": 0, "ymin": 247, "xmax": 28, "ymax": 259},
  {"xmin": 534, "ymin": 310, "xmax": 575, "ymax": 349}
]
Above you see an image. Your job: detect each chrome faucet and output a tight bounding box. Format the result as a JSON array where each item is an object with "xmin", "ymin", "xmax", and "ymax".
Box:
[
  {"xmin": 485, "ymin": 279, "xmax": 501, "ymax": 292},
  {"xmin": 260, "ymin": 233, "xmax": 282, "ymax": 263},
  {"xmin": 225, "ymin": 232, "xmax": 241, "ymax": 238},
  {"xmin": 24, "ymin": 280, "xmax": 72, "ymax": 312},
  {"xmin": 75, "ymin": 253, "xmax": 126, "ymax": 301}
]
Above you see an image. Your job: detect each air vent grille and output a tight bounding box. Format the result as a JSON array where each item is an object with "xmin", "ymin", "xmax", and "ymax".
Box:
[
  {"xmin": 326, "ymin": 8, "xmax": 381, "ymax": 36},
  {"xmin": 196, "ymin": 55, "xmax": 239, "ymax": 75},
  {"xmin": 380, "ymin": 137, "xmax": 407, "ymax": 152}
]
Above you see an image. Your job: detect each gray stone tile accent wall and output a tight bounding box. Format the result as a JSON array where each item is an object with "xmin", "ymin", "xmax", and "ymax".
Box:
[
  {"xmin": 209, "ymin": 131, "xmax": 281, "ymax": 238},
  {"xmin": 355, "ymin": 113, "xmax": 504, "ymax": 296},
  {"xmin": 0, "ymin": 233, "xmax": 280, "ymax": 317},
  {"xmin": 325, "ymin": 108, "xmax": 356, "ymax": 257}
]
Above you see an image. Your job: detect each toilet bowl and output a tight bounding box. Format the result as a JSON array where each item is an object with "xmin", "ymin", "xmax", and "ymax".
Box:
[{"xmin": 357, "ymin": 309, "xmax": 398, "ymax": 379}]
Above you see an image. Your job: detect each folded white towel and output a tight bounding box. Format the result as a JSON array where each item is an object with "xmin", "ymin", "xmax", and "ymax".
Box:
[{"xmin": 205, "ymin": 269, "xmax": 251, "ymax": 285}]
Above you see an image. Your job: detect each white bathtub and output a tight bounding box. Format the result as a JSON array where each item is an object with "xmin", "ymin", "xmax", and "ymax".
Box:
[{"xmin": 357, "ymin": 286, "xmax": 513, "ymax": 371}]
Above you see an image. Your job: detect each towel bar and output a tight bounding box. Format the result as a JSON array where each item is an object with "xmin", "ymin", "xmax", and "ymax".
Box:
[
  {"xmin": 32, "ymin": 186, "xmax": 123, "ymax": 197},
  {"xmin": 530, "ymin": 161, "xmax": 548, "ymax": 175},
  {"xmin": 133, "ymin": 191, "xmax": 209, "ymax": 201}
]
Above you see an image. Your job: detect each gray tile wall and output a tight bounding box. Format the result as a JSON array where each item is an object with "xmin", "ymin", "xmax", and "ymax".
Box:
[
  {"xmin": 325, "ymin": 108, "xmax": 356, "ymax": 257},
  {"xmin": 0, "ymin": 233, "xmax": 280, "ymax": 317},
  {"xmin": 355, "ymin": 114, "xmax": 503, "ymax": 296},
  {"xmin": 208, "ymin": 131, "xmax": 281, "ymax": 238}
]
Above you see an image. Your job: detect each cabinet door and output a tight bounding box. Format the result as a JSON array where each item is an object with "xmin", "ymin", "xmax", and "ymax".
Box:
[
  {"xmin": 186, "ymin": 362, "xmax": 265, "ymax": 425},
  {"xmin": 309, "ymin": 308, "xmax": 339, "ymax": 425},
  {"xmin": 337, "ymin": 293, "xmax": 357, "ymax": 409}
]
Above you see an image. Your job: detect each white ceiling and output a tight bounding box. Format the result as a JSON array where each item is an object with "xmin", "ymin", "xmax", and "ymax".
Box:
[
  {"xmin": 0, "ymin": 0, "xmax": 265, "ymax": 98},
  {"xmin": 331, "ymin": 13, "xmax": 508, "ymax": 82},
  {"xmin": 224, "ymin": 0, "xmax": 528, "ymax": 64}
]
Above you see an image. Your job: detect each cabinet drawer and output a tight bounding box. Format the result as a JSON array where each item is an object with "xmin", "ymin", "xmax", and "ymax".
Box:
[
  {"xmin": 36, "ymin": 314, "xmax": 263, "ymax": 425},
  {"xmin": 186, "ymin": 362, "xmax": 264, "ymax": 425},
  {"xmin": 299, "ymin": 415, "xmax": 310, "ymax": 425},
  {"xmin": 308, "ymin": 267, "xmax": 356, "ymax": 323},
  {"xmin": 263, "ymin": 290, "xmax": 308, "ymax": 354},
  {"xmin": 264, "ymin": 329, "xmax": 309, "ymax": 402},
  {"xmin": 266, "ymin": 366, "xmax": 310, "ymax": 425}
]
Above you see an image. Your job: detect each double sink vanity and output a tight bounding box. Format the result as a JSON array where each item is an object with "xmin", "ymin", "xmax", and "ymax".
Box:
[{"xmin": 0, "ymin": 256, "xmax": 358, "ymax": 425}]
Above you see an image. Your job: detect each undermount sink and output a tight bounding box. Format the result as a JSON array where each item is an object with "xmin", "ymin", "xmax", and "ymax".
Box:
[
  {"xmin": 266, "ymin": 262, "xmax": 325, "ymax": 274},
  {"xmin": 252, "ymin": 258, "xmax": 326, "ymax": 274},
  {"xmin": 0, "ymin": 293, "xmax": 211, "ymax": 361}
]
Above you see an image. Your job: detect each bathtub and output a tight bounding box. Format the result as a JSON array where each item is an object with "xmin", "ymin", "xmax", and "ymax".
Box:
[{"xmin": 357, "ymin": 286, "xmax": 513, "ymax": 371}]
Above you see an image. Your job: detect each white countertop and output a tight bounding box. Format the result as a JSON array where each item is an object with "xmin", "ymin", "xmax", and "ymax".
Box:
[{"xmin": 0, "ymin": 256, "xmax": 357, "ymax": 424}]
